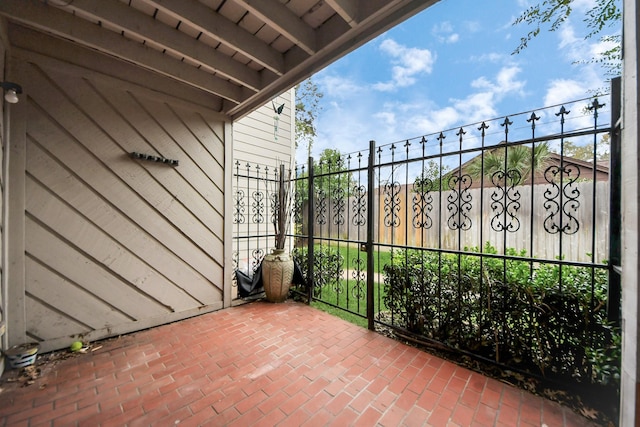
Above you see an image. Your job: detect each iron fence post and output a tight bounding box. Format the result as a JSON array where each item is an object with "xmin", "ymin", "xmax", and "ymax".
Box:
[
  {"xmin": 367, "ymin": 140, "xmax": 375, "ymax": 330},
  {"xmin": 608, "ymin": 76, "xmax": 622, "ymax": 325},
  {"xmin": 307, "ymin": 157, "xmax": 315, "ymax": 304}
]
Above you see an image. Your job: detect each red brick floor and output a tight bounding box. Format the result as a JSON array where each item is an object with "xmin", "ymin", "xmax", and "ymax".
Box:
[{"xmin": 0, "ymin": 301, "xmax": 600, "ymax": 426}]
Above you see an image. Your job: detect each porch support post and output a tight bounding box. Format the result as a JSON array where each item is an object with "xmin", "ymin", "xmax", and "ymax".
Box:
[
  {"xmin": 366, "ymin": 140, "xmax": 375, "ymax": 331},
  {"xmin": 306, "ymin": 157, "xmax": 314, "ymax": 304},
  {"xmin": 5, "ymin": 60, "xmax": 26, "ymax": 347},
  {"xmin": 608, "ymin": 76, "xmax": 622, "ymax": 325},
  {"xmin": 223, "ymin": 120, "xmax": 233, "ymax": 307},
  {"xmin": 620, "ymin": 0, "xmax": 640, "ymax": 424}
]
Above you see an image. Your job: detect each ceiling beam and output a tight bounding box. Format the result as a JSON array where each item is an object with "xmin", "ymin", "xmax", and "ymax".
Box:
[
  {"xmin": 140, "ymin": 0, "xmax": 286, "ymax": 76},
  {"xmin": 62, "ymin": 0, "xmax": 265, "ymax": 92},
  {"xmin": 233, "ymin": 0, "xmax": 317, "ymax": 55},
  {"xmin": 325, "ymin": 0, "xmax": 360, "ymax": 27},
  {"xmin": 228, "ymin": 0, "xmax": 438, "ymax": 119},
  {"xmin": 0, "ymin": 0, "xmax": 247, "ymax": 104},
  {"xmin": 9, "ymin": 25, "xmax": 225, "ymax": 114}
]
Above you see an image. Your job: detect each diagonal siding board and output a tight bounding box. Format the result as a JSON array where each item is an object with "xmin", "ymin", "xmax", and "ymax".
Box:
[
  {"xmin": 27, "ymin": 140, "xmax": 221, "ymax": 303},
  {"xmin": 25, "ymin": 296, "xmax": 91, "ymax": 342},
  {"xmin": 25, "ymin": 257, "xmax": 132, "ymax": 330},
  {"xmin": 14, "ymin": 45, "xmax": 230, "ymax": 352},
  {"xmin": 37, "ymin": 66, "xmax": 224, "ymax": 247},
  {"xmin": 24, "ymin": 63, "xmax": 224, "ymax": 264},
  {"xmin": 26, "ymin": 180, "xmax": 201, "ymax": 311},
  {"xmin": 172, "ymin": 106, "xmax": 226, "ymax": 167},
  {"xmin": 25, "ymin": 109, "xmax": 222, "ymax": 288},
  {"xmin": 25, "ymin": 216, "xmax": 166, "ymax": 320},
  {"xmin": 88, "ymin": 80, "xmax": 225, "ymax": 218}
]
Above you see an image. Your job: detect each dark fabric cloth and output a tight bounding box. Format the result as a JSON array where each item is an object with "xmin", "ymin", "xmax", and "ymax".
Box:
[
  {"xmin": 292, "ymin": 260, "xmax": 306, "ymax": 287},
  {"xmin": 235, "ymin": 263, "xmax": 263, "ymax": 298}
]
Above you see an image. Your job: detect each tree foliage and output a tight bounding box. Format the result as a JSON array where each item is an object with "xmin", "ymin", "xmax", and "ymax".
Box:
[
  {"xmin": 295, "ymin": 77, "xmax": 323, "ymax": 157},
  {"xmin": 466, "ymin": 143, "xmax": 551, "ymax": 186},
  {"xmin": 295, "ymin": 148, "xmax": 354, "ymax": 204},
  {"xmin": 513, "ymin": 0, "xmax": 621, "ymax": 76},
  {"xmin": 413, "ymin": 160, "xmax": 450, "ymax": 192},
  {"xmin": 562, "ymin": 135, "xmax": 610, "ymax": 161}
]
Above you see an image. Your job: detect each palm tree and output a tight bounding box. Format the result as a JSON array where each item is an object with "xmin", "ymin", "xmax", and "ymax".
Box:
[{"xmin": 466, "ymin": 142, "xmax": 550, "ymax": 187}]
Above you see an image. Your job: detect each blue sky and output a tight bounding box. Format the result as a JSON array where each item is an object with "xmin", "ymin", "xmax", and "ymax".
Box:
[{"xmin": 297, "ymin": 0, "xmax": 621, "ymax": 165}]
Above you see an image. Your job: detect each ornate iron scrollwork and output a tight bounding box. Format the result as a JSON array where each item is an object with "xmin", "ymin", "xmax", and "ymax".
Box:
[
  {"xmin": 251, "ymin": 248, "xmax": 264, "ymax": 273},
  {"xmin": 543, "ymin": 164, "xmax": 581, "ymax": 235},
  {"xmin": 447, "ymin": 174, "xmax": 473, "ymax": 230},
  {"xmin": 315, "ymin": 188, "xmax": 327, "ymax": 225},
  {"xmin": 543, "ymin": 106, "xmax": 581, "ymax": 235},
  {"xmin": 251, "ymin": 190, "xmax": 265, "ymax": 224},
  {"xmin": 351, "ymin": 184, "xmax": 367, "ymax": 226},
  {"xmin": 351, "ymin": 256, "xmax": 366, "ymax": 300},
  {"xmin": 234, "ymin": 190, "xmax": 245, "ymax": 224},
  {"xmin": 412, "ymin": 175, "xmax": 434, "ymax": 229},
  {"xmin": 490, "ymin": 169, "xmax": 522, "ymax": 232},
  {"xmin": 383, "ymin": 181, "xmax": 401, "ymax": 228},
  {"xmin": 332, "ymin": 187, "xmax": 346, "ymax": 226}
]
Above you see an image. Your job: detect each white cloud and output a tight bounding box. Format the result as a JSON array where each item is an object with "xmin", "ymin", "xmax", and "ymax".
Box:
[
  {"xmin": 374, "ymin": 111, "xmax": 397, "ymax": 128},
  {"xmin": 471, "ymin": 66, "xmax": 526, "ymax": 97},
  {"xmin": 544, "ymin": 78, "xmax": 592, "ymax": 107},
  {"xmin": 470, "ymin": 52, "xmax": 505, "ymax": 63},
  {"xmin": 432, "ymin": 21, "xmax": 460, "ymax": 44},
  {"xmin": 373, "ymin": 39, "xmax": 435, "ymax": 92},
  {"xmin": 387, "ymin": 66, "xmax": 527, "ymax": 136},
  {"xmin": 319, "ymin": 74, "xmax": 365, "ymax": 99},
  {"xmin": 558, "ymin": 22, "xmax": 581, "ymax": 53}
]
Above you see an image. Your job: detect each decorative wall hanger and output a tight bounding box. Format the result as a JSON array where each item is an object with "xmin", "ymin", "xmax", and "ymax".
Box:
[
  {"xmin": 130, "ymin": 152, "xmax": 179, "ymax": 166},
  {"xmin": 272, "ymin": 98, "xmax": 285, "ymax": 142}
]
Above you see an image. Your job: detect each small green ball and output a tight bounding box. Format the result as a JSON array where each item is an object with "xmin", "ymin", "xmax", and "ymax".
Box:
[{"xmin": 70, "ymin": 341, "xmax": 83, "ymax": 352}]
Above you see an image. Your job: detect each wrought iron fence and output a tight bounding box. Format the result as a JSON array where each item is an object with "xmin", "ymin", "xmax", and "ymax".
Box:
[{"xmin": 233, "ymin": 79, "xmax": 621, "ymax": 393}]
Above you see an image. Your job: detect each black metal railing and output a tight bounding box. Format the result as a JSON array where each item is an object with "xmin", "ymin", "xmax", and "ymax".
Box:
[{"xmin": 233, "ymin": 79, "xmax": 621, "ymax": 398}]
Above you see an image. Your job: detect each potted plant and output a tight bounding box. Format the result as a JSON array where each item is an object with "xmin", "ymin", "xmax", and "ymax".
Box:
[{"xmin": 261, "ymin": 164, "xmax": 295, "ymax": 302}]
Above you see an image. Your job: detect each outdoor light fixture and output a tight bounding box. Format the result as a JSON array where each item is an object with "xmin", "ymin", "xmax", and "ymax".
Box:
[{"xmin": 0, "ymin": 82, "xmax": 22, "ymax": 104}]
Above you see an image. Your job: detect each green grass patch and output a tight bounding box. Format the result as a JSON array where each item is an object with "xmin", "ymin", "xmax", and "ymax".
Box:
[
  {"xmin": 310, "ymin": 300, "xmax": 368, "ymax": 328},
  {"xmin": 292, "ymin": 243, "xmax": 393, "ymax": 326}
]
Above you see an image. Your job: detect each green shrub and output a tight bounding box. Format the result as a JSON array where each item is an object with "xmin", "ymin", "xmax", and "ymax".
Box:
[
  {"xmin": 382, "ymin": 243, "xmax": 620, "ymax": 387},
  {"xmin": 292, "ymin": 246, "xmax": 344, "ymax": 299}
]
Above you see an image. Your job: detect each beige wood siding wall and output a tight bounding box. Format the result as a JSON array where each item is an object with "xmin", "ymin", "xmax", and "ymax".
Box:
[
  {"xmin": 6, "ymin": 39, "xmax": 228, "ymax": 353},
  {"xmin": 231, "ymin": 90, "xmax": 295, "ymax": 290},
  {"xmin": 234, "ymin": 91, "xmax": 294, "ymax": 168}
]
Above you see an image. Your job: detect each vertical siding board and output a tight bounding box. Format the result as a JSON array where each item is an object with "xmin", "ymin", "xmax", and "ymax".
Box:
[
  {"xmin": 234, "ymin": 101, "xmax": 294, "ymax": 165},
  {"xmin": 24, "ymin": 68, "xmax": 223, "ymax": 260},
  {"xmin": 25, "ymin": 257, "xmax": 131, "ymax": 329},
  {"xmin": 27, "ymin": 140, "xmax": 222, "ymax": 299},
  {"xmin": 26, "ymin": 179, "xmax": 202, "ymax": 311}
]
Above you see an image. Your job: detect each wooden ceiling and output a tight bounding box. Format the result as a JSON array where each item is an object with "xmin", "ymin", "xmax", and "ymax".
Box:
[{"xmin": 0, "ymin": 0, "xmax": 438, "ymax": 119}]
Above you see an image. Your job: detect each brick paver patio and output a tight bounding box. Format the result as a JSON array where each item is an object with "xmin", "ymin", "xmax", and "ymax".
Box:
[{"xmin": 0, "ymin": 301, "xmax": 599, "ymax": 426}]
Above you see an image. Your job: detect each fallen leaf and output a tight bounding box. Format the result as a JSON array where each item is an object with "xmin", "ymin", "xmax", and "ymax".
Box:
[{"xmin": 580, "ymin": 406, "xmax": 599, "ymax": 420}]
